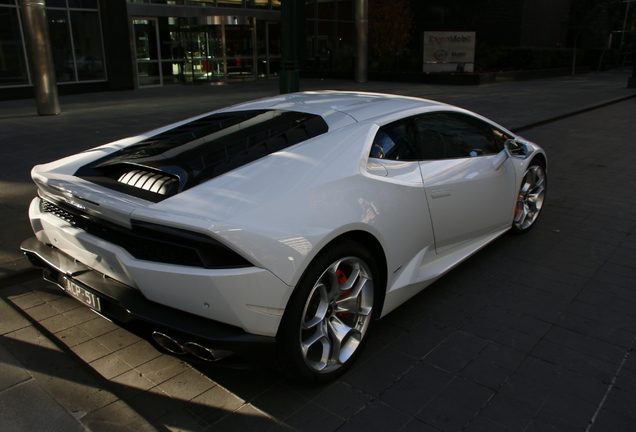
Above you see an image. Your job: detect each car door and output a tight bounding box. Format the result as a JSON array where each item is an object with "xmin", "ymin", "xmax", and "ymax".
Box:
[{"xmin": 415, "ymin": 112, "xmax": 517, "ymax": 254}]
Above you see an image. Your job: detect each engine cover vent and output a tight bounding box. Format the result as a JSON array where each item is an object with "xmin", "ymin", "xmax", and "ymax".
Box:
[{"xmin": 117, "ymin": 170, "xmax": 178, "ymax": 195}]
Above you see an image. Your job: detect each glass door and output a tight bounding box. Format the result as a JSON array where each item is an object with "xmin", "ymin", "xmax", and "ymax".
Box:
[
  {"xmin": 224, "ymin": 23, "xmax": 256, "ymax": 80},
  {"xmin": 133, "ymin": 18, "xmax": 162, "ymax": 87}
]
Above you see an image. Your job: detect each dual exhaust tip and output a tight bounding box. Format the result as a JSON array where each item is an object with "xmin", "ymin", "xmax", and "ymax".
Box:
[{"xmin": 152, "ymin": 331, "xmax": 233, "ymax": 362}]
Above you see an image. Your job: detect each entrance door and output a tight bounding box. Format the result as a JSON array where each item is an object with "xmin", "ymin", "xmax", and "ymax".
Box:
[
  {"xmin": 133, "ymin": 18, "xmax": 162, "ymax": 87},
  {"xmin": 224, "ymin": 23, "xmax": 256, "ymax": 80}
]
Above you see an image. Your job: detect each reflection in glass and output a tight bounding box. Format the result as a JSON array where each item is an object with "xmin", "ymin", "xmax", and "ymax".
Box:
[
  {"xmin": 165, "ymin": 17, "xmax": 225, "ymax": 84},
  {"xmin": 134, "ymin": 19, "xmax": 162, "ymax": 86},
  {"xmin": 68, "ymin": 0, "xmax": 98, "ymax": 8},
  {"xmin": 70, "ymin": 10, "xmax": 105, "ymax": 80},
  {"xmin": 47, "ymin": 8, "xmax": 75, "ymax": 82},
  {"xmin": 45, "ymin": 0, "xmax": 67, "ymax": 7},
  {"xmin": 0, "ymin": 6, "xmax": 29, "ymax": 85},
  {"xmin": 137, "ymin": 61, "xmax": 161, "ymax": 86},
  {"xmin": 217, "ymin": 0, "xmax": 243, "ymax": 8}
]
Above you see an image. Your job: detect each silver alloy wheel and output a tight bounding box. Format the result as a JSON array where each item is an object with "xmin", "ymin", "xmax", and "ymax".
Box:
[
  {"xmin": 514, "ymin": 163, "xmax": 546, "ymax": 231},
  {"xmin": 300, "ymin": 256, "xmax": 374, "ymax": 373}
]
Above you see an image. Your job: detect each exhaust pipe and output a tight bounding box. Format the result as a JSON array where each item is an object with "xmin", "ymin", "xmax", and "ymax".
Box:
[
  {"xmin": 152, "ymin": 331, "xmax": 186, "ymax": 355},
  {"xmin": 184, "ymin": 342, "xmax": 233, "ymax": 362}
]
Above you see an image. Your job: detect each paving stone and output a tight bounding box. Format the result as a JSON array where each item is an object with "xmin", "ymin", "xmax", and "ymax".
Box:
[
  {"xmin": 108, "ymin": 369, "xmax": 156, "ymax": 401},
  {"xmin": 416, "ymin": 396, "xmax": 476, "ymax": 431},
  {"xmin": 515, "ymin": 356, "xmax": 565, "ymax": 387},
  {"xmin": 90, "ymin": 352, "xmax": 134, "ymax": 380},
  {"xmin": 538, "ymin": 389, "xmax": 598, "ymax": 429},
  {"xmin": 114, "ymin": 339, "xmax": 162, "ymax": 369},
  {"xmin": 460, "ymin": 357, "xmax": 512, "ymax": 390},
  {"xmin": 526, "ymin": 412, "xmax": 586, "ymax": 432},
  {"xmin": 341, "ymin": 361, "xmax": 396, "ymax": 397},
  {"xmin": 398, "ymin": 418, "xmax": 441, "ymax": 432},
  {"xmin": 589, "ymin": 408, "xmax": 635, "ymax": 432},
  {"xmin": 78, "ymin": 316, "xmax": 120, "ymax": 338},
  {"xmin": 250, "ymin": 384, "xmax": 310, "ymax": 420},
  {"xmin": 494, "ymin": 326, "xmax": 541, "ymax": 353},
  {"xmin": 212, "ymin": 404, "xmax": 283, "ymax": 432},
  {"xmin": 83, "ymin": 399, "xmax": 159, "ymax": 432},
  {"xmin": 38, "ymin": 313, "xmax": 75, "ymax": 334},
  {"xmin": 440, "ymin": 330, "xmax": 488, "ymax": 358},
  {"xmin": 186, "ymin": 385, "xmax": 245, "ymax": 425},
  {"xmin": 155, "ymin": 405, "xmax": 209, "ymax": 432},
  {"xmin": 313, "ymin": 382, "xmax": 371, "ymax": 420},
  {"xmin": 135, "ymin": 355, "xmax": 191, "ymax": 386},
  {"xmin": 378, "ymin": 376, "xmax": 435, "ymax": 416},
  {"xmin": 348, "ymin": 400, "xmax": 410, "ymax": 432},
  {"xmin": 95, "ymin": 327, "xmax": 142, "ymax": 352},
  {"xmin": 0, "ymin": 380, "xmax": 85, "ymax": 432},
  {"xmin": 480, "ymin": 394, "xmax": 537, "ymax": 431},
  {"xmin": 71, "ymin": 338, "xmax": 111, "ymax": 363},
  {"xmin": 438, "ymin": 377, "xmax": 494, "ymax": 411},
  {"xmin": 498, "ymin": 373, "xmax": 553, "ymax": 408}
]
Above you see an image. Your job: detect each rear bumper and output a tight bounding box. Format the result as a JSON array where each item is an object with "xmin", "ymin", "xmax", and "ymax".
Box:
[{"xmin": 21, "ymin": 237, "xmax": 276, "ymax": 361}]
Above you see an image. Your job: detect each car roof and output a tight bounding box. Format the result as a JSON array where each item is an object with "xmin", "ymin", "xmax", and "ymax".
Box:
[{"xmin": 223, "ymin": 91, "xmax": 449, "ymax": 124}]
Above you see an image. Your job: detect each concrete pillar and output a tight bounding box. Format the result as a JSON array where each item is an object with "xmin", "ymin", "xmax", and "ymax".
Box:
[
  {"xmin": 20, "ymin": 0, "xmax": 61, "ymax": 115},
  {"xmin": 280, "ymin": 0, "xmax": 299, "ymax": 94},
  {"xmin": 354, "ymin": 0, "xmax": 368, "ymax": 83}
]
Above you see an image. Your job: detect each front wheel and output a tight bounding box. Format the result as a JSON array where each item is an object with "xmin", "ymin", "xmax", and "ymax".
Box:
[
  {"xmin": 511, "ymin": 159, "xmax": 546, "ymax": 233},
  {"xmin": 276, "ymin": 239, "xmax": 379, "ymax": 382}
]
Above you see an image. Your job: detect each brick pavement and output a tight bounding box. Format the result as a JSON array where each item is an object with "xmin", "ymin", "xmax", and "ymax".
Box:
[{"xmin": 1, "ymin": 71, "xmax": 636, "ymax": 431}]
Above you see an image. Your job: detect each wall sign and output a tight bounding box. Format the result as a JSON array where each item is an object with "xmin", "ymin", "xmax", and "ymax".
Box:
[{"xmin": 423, "ymin": 31, "xmax": 476, "ymax": 72}]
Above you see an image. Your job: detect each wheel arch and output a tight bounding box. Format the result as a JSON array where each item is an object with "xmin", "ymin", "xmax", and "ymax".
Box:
[
  {"xmin": 337, "ymin": 230, "xmax": 388, "ymax": 313},
  {"xmin": 531, "ymin": 152, "xmax": 547, "ymax": 172},
  {"xmin": 285, "ymin": 229, "xmax": 389, "ymax": 322}
]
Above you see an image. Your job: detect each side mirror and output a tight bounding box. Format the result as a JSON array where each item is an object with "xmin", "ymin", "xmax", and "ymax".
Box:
[{"xmin": 504, "ymin": 138, "xmax": 535, "ymax": 159}]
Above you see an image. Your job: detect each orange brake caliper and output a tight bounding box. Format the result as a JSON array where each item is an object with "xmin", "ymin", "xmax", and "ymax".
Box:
[{"xmin": 335, "ymin": 269, "xmax": 351, "ymax": 318}]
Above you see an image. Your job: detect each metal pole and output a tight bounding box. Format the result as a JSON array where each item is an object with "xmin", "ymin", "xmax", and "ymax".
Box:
[
  {"xmin": 280, "ymin": 0, "xmax": 299, "ymax": 94},
  {"xmin": 20, "ymin": 0, "xmax": 61, "ymax": 116},
  {"xmin": 355, "ymin": 0, "xmax": 368, "ymax": 83}
]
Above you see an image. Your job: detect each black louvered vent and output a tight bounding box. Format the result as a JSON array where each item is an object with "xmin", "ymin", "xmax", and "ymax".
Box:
[{"xmin": 117, "ymin": 170, "xmax": 178, "ymax": 195}]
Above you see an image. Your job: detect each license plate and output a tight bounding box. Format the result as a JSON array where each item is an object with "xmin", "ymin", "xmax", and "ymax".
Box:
[{"xmin": 64, "ymin": 278, "xmax": 102, "ymax": 312}]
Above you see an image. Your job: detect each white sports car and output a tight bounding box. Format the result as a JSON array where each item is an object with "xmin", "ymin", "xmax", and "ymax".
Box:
[{"xmin": 22, "ymin": 91, "xmax": 546, "ymax": 382}]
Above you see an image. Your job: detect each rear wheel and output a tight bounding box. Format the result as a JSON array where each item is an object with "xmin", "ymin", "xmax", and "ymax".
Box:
[
  {"xmin": 512, "ymin": 159, "xmax": 546, "ymax": 233},
  {"xmin": 277, "ymin": 239, "xmax": 378, "ymax": 382}
]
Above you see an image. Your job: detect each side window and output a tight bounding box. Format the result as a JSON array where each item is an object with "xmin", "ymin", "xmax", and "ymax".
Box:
[
  {"xmin": 415, "ymin": 112, "xmax": 499, "ymax": 159},
  {"xmin": 370, "ymin": 118, "xmax": 422, "ymax": 160}
]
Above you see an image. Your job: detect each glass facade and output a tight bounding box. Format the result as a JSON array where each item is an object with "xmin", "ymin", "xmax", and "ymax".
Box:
[
  {"xmin": 306, "ymin": 0, "xmax": 354, "ymax": 71},
  {"xmin": 0, "ymin": 0, "xmax": 105, "ymax": 89},
  {"xmin": 1, "ymin": 0, "xmax": 355, "ymax": 94},
  {"xmin": 0, "ymin": 4, "xmax": 29, "ymax": 86},
  {"xmin": 46, "ymin": 0, "xmax": 105, "ymax": 82},
  {"xmin": 128, "ymin": 0, "xmax": 279, "ymax": 7}
]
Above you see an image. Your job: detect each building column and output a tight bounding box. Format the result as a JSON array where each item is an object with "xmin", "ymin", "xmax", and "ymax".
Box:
[
  {"xmin": 280, "ymin": 0, "xmax": 299, "ymax": 94},
  {"xmin": 355, "ymin": 0, "xmax": 368, "ymax": 83},
  {"xmin": 20, "ymin": 0, "xmax": 60, "ymax": 115}
]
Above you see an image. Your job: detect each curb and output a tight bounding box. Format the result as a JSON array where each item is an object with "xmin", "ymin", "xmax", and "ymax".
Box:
[{"xmin": 513, "ymin": 94, "xmax": 636, "ymax": 133}]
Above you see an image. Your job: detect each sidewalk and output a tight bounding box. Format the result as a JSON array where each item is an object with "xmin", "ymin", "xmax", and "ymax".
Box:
[{"xmin": 1, "ymin": 70, "xmax": 635, "ymax": 431}]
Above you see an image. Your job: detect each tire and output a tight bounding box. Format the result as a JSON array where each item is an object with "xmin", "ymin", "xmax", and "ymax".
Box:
[
  {"xmin": 511, "ymin": 159, "xmax": 546, "ymax": 234},
  {"xmin": 276, "ymin": 239, "xmax": 379, "ymax": 382}
]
